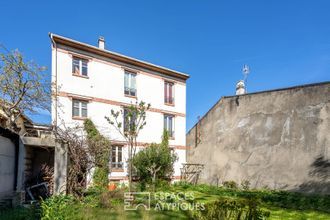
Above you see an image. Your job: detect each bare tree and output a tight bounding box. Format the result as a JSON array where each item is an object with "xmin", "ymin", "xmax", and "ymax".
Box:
[
  {"xmin": 105, "ymin": 101, "xmax": 150, "ymax": 192},
  {"xmin": 55, "ymin": 121, "xmax": 112, "ymax": 196},
  {"xmin": 55, "ymin": 125, "xmax": 90, "ymax": 196},
  {"xmin": 0, "ymin": 47, "xmax": 50, "ymax": 132}
]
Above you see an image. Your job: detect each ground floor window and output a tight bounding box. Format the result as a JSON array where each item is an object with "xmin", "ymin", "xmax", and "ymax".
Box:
[{"xmin": 111, "ymin": 146, "xmax": 123, "ymax": 169}]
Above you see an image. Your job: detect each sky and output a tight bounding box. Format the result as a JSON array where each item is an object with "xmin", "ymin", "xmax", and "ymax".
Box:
[{"xmin": 1, "ymin": 0, "xmax": 330, "ymax": 131}]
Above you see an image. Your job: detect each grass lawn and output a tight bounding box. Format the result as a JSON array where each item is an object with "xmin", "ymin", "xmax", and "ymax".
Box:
[
  {"xmin": 1, "ymin": 183, "xmax": 329, "ymax": 219},
  {"xmin": 72, "ymin": 183, "xmax": 330, "ymax": 220},
  {"xmin": 76, "ymin": 207, "xmax": 188, "ymax": 220},
  {"xmin": 72, "ymin": 205, "xmax": 330, "ymax": 220},
  {"xmin": 265, "ymin": 207, "xmax": 330, "ymax": 220}
]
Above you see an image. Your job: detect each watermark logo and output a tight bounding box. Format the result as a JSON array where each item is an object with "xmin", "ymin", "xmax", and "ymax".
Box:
[
  {"xmin": 124, "ymin": 192, "xmax": 151, "ymax": 210},
  {"xmin": 124, "ymin": 191, "xmax": 205, "ymax": 211}
]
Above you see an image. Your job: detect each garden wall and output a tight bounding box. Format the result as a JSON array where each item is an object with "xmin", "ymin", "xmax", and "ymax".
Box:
[{"xmin": 186, "ymin": 82, "xmax": 330, "ymax": 194}]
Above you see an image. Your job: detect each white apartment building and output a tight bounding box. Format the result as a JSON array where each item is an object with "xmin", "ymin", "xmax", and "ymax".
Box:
[{"xmin": 50, "ymin": 33, "xmax": 189, "ymax": 183}]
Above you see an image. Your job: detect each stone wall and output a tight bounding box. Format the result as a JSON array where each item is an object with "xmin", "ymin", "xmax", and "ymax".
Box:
[{"xmin": 186, "ymin": 82, "xmax": 330, "ymax": 194}]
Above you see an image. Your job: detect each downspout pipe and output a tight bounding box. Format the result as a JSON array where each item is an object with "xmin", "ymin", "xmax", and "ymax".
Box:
[{"xmin": 49, "ymin": 33, "xmax": 58, "ymax": 133}]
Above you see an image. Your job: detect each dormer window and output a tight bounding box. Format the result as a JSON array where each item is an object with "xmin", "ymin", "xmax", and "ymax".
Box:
[{"xmin": 72, "ymin": 57, "xmax": 88, "ymax": 76}]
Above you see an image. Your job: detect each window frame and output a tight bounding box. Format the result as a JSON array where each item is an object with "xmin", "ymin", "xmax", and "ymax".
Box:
[
  {"xmin": 124, "ymin": 71, "xmax": 137, "ymax": 97},
  {"xmin": 111, "ymin": 145, "xmax": 124, "ymax": 170},
  {"xmin": 164, "ymin": 114, "xmax": 175, "ymax": 138},
  {"xmin": 164, "ymin": 81, "xmax": 175, "ymax": 105},
  {"xmin": 72, "ymin": 57, "xmax": 89, "ymax": 77},
  {"xmin": 72, "ymin": 99, "xmax": 88, "ymax": 119},
  {"xmin": 123, "ymin": 107, "xmax": 137, "ymax": 133}
]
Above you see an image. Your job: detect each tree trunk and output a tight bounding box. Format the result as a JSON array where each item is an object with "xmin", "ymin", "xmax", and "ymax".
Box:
[
  {"xmin": 152, "ymin": 171, "xmax": 157, "ymax": 192},
  {"xmin": 129, "ymin": 137, "xmax": 133, "ymax": 192}
]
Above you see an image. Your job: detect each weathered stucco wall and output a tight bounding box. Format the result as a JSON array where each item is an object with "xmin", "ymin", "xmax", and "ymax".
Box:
[
  {"xmin": 187, "ymin": 82, "xmax": 330, "ymax": 194},
  {"xmin": 0, "ymin": 136, "xmax": 15, "ymax": 197}
]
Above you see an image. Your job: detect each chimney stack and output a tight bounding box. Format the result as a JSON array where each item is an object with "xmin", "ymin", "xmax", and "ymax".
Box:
[
  {"xmin": 236, "ymin": 80, "xmax": 246, "ymax": 95},
  {"xmin": 98, "ymin": 36, "xmax": 105, "ymax": 49}
]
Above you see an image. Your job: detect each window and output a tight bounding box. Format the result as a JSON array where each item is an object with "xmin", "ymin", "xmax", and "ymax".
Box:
[
  {"xmin": 72, "ymin": 57, "xmax": 88, "ymax": 76},
  {"xmin": 123, "ymin": 108, "xmax": 136, "ymax": 133},
  {"xmin": 164, "ymin": 81, "xmax": 174, "ymax": 105},
  {"xmin": 164, "ymin": 114, "xmax": 174, "ymax": 138},
  {"xmin": 72, "ymin": 99, "xmax": 88, "ymax": 118},
  {"xmin": 111, "ymin": 146, "xmax": 123, "ymax": 169},
  {"xmin": 124, "ymin": 71, "xmax": 136, "ymax": 96}
]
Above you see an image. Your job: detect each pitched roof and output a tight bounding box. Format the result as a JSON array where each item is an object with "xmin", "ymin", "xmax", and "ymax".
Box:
[{"xmin": 49, "ymin": 33, "xmax": 189, "ymax": 80}]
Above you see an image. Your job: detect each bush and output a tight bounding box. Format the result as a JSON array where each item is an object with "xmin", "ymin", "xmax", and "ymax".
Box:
[
  {"xmin": 173, "ymin": 181, "xmax": 194, "ymax": 189},
  {"xmin": 192, "ymin": 197, "xmax": 270, "ymax": 220},
  {"xmin": 133, "ymin": 130, "xmax": 177, "ymax": 190},
  {"xmin": 40, "ymin": 195, "xmax": 77, "ymax": 220},
  {"xmin": 84, "ymin": 119, "xmax": 111, "ymax": 189},
  {"xmin": 223, "ymin": 180, "xmax": 238, "ymax": 189},
  {"xmin": 241, "ymin": 180, "xmax": 251, "ymax": 190},
  {"xmin": 92, "ymin": 167, "xmax": 109, "ymax": 190},
  {"xmin": 258, "ymin": 190, "xmax": 330, "ymax": 213},
  {"xmin": 83, "ymin": 187, "xmax": 125, "ymax": 208},
  {"xmin": 0, "ymin": 205, "xmax": 39, "ymax": 220}
]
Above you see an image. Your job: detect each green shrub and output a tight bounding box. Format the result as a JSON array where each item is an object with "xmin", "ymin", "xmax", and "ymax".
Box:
[
  {"xmin": 241, "ymin": 180, "xmax": 251, "ymax": 190},
  {"xmin": 192, "ymin": 197, "xmax": 270, "ymax": 220},
  {"xmin": 40, "ymin": 195, "xmax": 77, "ymax": 220},
  {"xmin": 223, "ymin": 180, "xmax": 238, "ymax": 189},
  {"xmin": 155, "ymin": 179, "xmax": 171, "ymax": 191},
  {"xmin": 133, "ymin": 130, "xmax": 177, "ymax": 190},
  {"xmin": 92, "ymin": 167, "xmax": 109, "ymax": 190},
  {"xmin": 0, "ymin": 205, "xmax": 39, "ymax": 220},
  {"xmin": 173, "ymin": 181, "xmax": 194, "ymax": 189},
  {"xmin": 84, "ymin": 119, "xmax": 111, "ymax": 189},
  {"xmin": 83, "ymin": 187, "xmax": 125, "ymax": 208},
  {"xmin": 134, "ymin": 181, "xmax": 147, "ymax": 191},
  {"xmin": 258, "ymin": 190, "xmax": 330, "ymax": 213}
]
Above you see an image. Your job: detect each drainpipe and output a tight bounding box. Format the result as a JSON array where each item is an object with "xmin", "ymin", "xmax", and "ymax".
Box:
[{"xmin": 49, "ymin": 33, "xmax": 58, "ymax": 134}]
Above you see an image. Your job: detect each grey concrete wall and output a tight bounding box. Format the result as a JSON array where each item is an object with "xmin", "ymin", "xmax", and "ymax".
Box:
[
  {"xmin": 0, "ymin": 136, "xmax": 15, "ymax": 197},
  {"xmin": 54, "ymin": 142, "xmax": 68, "ymax": 195},
  {"xmin": 16, "ymin": 139, "xmax": 26, "ymax": 192},
  {"xmin": 187, "ymin": 82, "xmax": 330, "ymax": 194}
]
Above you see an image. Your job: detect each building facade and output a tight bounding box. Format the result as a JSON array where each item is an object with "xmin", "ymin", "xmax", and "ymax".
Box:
[{"xmin": 50, "ymin": 34, "xmax": 189, "ymax": 183}]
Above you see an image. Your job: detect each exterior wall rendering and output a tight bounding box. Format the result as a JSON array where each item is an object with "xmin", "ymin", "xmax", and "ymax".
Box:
[
  {"xmin": 186, "ymin": 82, "xmax": 330, "ymax": 194},
  {"xmin": 50, "ymin": 34, "xmax": 189, "ymax": 183},
  {"xmin": 0, "ymin": 135, "xmax": 16, "ymax": 198}
]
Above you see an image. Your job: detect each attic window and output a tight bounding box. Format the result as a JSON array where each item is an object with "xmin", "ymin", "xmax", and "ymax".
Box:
[{"xmin": 72, "ymin": 57, "xmax": 88, "ymax": 76}]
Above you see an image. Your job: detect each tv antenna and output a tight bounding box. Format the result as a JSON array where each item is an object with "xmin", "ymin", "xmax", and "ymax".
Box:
[
  {"xmin": 242, "ymin": 64, "xmax": 250, "ymax": 83},
  {"xmin": 242, "ymin": 64, "xmax": 250, "ymax": 93}
]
